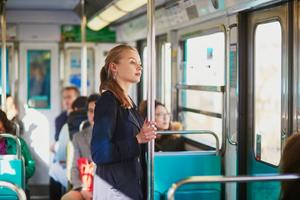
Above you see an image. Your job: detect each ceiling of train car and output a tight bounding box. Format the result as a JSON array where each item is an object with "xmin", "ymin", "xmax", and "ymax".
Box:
[{"xmin": 6, "ymin": 0, "xmax": 80, "ymax": 10}]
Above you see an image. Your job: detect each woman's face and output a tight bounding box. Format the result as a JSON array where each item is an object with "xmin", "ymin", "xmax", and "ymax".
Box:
[
  {"xmin": 155, "ymin": 105, "xmax": 171, "ymax": 131},
  {"xmin": 0, "ymin": 121, "xmax": 6, "ymax": 133},
  {"xmin": 113, "ymin": 49, "xmax": 142, "ymax": 84}
]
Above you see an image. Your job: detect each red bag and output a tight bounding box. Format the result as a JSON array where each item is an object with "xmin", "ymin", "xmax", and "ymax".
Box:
[{"xmin": 77, "ymin": 157, "xmax": 94, "ymax": 191}]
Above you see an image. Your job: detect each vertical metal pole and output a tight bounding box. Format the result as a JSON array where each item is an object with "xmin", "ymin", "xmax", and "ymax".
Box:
[
  {"xmin": 81, "ymin": 0, "xmax": 88, "ymax": 96},
  {"xmin": 13, "ymin": 42, "xmax": 19, "ymax": 100},
  {"xmin": 147, "ymin": 0, "xmax": 156, "ymax": 199},
  {"xmin": 1, "ymin": 0, "xmax": 7, "ymax": 111}
]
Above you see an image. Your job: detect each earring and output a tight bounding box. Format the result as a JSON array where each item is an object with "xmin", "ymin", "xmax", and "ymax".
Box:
[{"xmin": 113, "ymin": 73, "xmax": 116, "ymax": 80}]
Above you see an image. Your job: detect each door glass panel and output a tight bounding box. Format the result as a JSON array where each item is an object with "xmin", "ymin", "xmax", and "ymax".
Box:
[
  {"xmin": 27, "ymin": 50, "xmax": 51, "ymax": 109},
  {"xmin": 66, "ymin": 48, "xmax": 94, "ymax": 94},
  {"xmin": 254, "ymin": 21, "xmax": 282, "ymax": 165}
]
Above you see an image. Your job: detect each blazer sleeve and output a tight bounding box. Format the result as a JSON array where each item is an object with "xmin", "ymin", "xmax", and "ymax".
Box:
[{"xmin": 91, "ymin": 93, "xmax": 140, "ymax": 165}]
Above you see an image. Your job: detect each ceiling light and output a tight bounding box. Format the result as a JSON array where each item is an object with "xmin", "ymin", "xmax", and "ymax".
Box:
[
  {"xmin": 87, "ymin": 16, "xmax": 109, "ymax": 31},
  {"xmin": 116, "ymin": 0, "xmax": 147, "ymax": 12},
  {"xmin": 87, "ymin": 0, "xmax": 147, "ymax": 31}
]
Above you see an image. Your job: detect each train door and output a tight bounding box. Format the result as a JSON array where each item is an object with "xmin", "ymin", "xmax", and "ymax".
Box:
[
  {"xmin": 19, "ymin": 43, "xmax": 59, "ymax": 184},
  {"xmin": 239, "ymin": 3, "xmax": 291, "ymax": 199}
]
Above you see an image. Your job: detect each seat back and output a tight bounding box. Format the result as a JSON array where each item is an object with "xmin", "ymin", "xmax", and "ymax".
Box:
[
  {"xmin": 154, "ymin": 151, "xmax": 221, "ymax": 200},
  {"xmin": 0, "ymin": 134, "xmax": 25, "ymax": 199}
]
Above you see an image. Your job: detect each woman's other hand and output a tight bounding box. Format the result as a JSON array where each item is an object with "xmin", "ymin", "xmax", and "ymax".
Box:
[{"xmin": 136, "ymin": 121, "xmax": 156, "ymax": 144}]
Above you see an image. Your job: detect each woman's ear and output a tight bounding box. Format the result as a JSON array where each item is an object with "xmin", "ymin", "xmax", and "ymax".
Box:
[{"xmin": 109, "ymin": 62, "xmax": 117, "ymax": 74}]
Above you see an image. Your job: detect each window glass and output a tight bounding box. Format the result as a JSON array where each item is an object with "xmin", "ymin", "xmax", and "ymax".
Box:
[
  {"xmin": 254, "ymin": 21, "xmax": 282, "ymax": 165},
  {"xmin": 183, "ymin": 32, "xmax": 225, "ymax": 148},
  {"xmin": 161, "ymin": 43, "xmax": 172, "ymax": 111},
  {"xmin": 66, "ymin": 48, "xmax": 94, "ymax": 94},
  {"xmin": 27, "ymin": 50, "xmax": 51, "ymax": 108}
]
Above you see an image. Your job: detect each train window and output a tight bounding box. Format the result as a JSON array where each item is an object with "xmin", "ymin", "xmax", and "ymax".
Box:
[
  {"xmin": 0, "ymin": 48, "xmax": 10, "ymax": 95},
  {"xmin": 65, "ymin": 48, "xmax": 95, "ymax": 94},
  {"xmin": 254, "ymin": 21, "xmax": 282, "ymax": 165},
  {"xmin": 182, "ymin": 32, "xmax": 225, "ymax": 149},
  {"xmin": 27, "ymin": 50, "xmax": 51, "ymax": 109},
  {"xmin": 161, "ymin": 43, "xmax": 171, "ymax": 111}
]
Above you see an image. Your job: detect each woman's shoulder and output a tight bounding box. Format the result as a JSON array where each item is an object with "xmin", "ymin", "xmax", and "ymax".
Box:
[{"xmin": 96, "ymin": 90, "xmax": 119, "ymax": 108}]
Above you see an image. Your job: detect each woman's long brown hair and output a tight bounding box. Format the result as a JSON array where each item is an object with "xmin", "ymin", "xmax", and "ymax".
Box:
[{"xmin": 100, "ymin": 44, "xmax": 137, "ymax": 108}]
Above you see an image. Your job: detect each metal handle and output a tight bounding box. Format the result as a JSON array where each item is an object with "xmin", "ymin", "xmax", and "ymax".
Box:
[
  {"xmin": 0, "ymin": 133, "xmax": 22, "ymax": 159},
  {"xmin": 79, "ymin": 120, "xmax": 89, "ymax": 132},
  {"xmin": 156, "ymin": 130, "xmax": 220, "ymax": 155},
  {"xmin": 167, "ymin": 174, "xmax": 300, "ymax": 200},
  {"xmin": 12, "ymin": 121, "xmax": 20, "ymax": 137},
  {"xmin": 0, "ymin": 180, "xmax": 26, "ymax": 200}
]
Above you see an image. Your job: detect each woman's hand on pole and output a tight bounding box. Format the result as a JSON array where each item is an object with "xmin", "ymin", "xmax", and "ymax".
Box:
[{"xmin": 136, "ymin": 120, "xmax": 156, "ymax": 144}]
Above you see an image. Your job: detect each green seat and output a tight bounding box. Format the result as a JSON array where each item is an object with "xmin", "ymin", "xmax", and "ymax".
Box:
[
  {"xmin": 0, "ymin": 135, "xmax": 25, "ymax": 199},
  {"xmin": 154, "ymin": 151, "xmax": 221, "ymax": 200}
]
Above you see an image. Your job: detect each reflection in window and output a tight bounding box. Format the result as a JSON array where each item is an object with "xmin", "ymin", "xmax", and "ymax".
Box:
[
  {"xmin": 254, "ymin": 21, "xmax": 282, "ymax": 165},
  {"xmin": 27, "ymin": 50, "xmax": 51, "ymax": 109}
]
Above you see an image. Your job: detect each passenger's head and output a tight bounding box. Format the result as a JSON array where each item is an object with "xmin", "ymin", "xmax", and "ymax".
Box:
[
  {"xmin": 62, "ymin": 86, "xmax": 80, "ymax": 113},
  {"xmin": 6, "ymin": 95, "xmax": 18, "ymax": 120},
  {"xmin": 0, "ymin": 109, "xmax": 14, "ymax": 134},
  {"xmin": 139, "ymin": 100, "xmax": 171, "ymax": 131},
  {"xmin": 100, "ymin": 44, "xmax": 142, "ymax": 108},
  {"xmin": 87, "ymin": 94, "xmax": 100, "ymax": 125},
  {"xmin": 280, "ymin": 133, "xmax": 300, "ymax": 199},
  {"xmin": 71, "ymin": 96, "xmax": 88, "ymax": 111}
]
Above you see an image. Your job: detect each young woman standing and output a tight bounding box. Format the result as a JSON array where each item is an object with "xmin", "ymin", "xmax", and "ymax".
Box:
[{"xmin": 91, "ymin": 44, "xmax": 156, "ymax": 200}]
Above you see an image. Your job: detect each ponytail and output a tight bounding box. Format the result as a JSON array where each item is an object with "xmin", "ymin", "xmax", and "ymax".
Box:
[{"xmin": 99, "ymin": 44, "xmax": 136, "ymax": 108}]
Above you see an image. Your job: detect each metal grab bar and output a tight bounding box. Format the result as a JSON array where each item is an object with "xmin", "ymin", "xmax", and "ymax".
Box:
[
  {"xmin": 0, "ymin": 180, "xmax": 26, "ymax": 200},
  {"xmin": 0, "ymin": 133, "xmax": 22, "ymax": 159},
  {"xmin": 156, "ymin": 130, "xmax": 220, "ymax": 155},
  {"xmin": 79, "ymin": 120, "xmax": 89, "ymax": 132},
  {"xmin": 167, "ymin": 174, "xmax": 300, "ymax": 200},
  {"xmin": 176, "ymin": 84, "xmax": 225, "ymax": 93},
  {"xmin": 12, "ymin": 121, "xmax": 20, "ymax": 137}
]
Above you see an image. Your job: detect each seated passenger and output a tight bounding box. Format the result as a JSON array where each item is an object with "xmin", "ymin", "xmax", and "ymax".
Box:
[
  {"xmin": 49, "ymin": 96, "xmax": 88, "ymax": 195},
  {"xmin": 280, "ymin": 133, "xmax": 300, "ymax": 200},
  {"xmin": 6, "ymin": 95, "xmax": 25, "ymax": 136},
  {"xmin": 0, "ymin": 109, "xmax": 35, "ymax": 199},
  {"xmin": 61, "ymin": 94, "xmax": 99, "ymax": 200},
  {"xmin": 139, "ymin": 100, "xmax": 185, "ymax": 151}
]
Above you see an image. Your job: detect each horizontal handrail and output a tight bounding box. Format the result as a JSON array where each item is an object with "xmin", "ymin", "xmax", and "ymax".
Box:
[
  {"xmin": 0, "ymin": 133, "xmax": 22, "ymax": 159},
  {"xmin": 156, "ymin": 130, "xmax": 220, "ymax": 155},
  {"xmin": 176, "ymin": 84, "xmax": 225, "ymax": 92},
  {"xmin": 167, "ymin": 174, "xmax": 300, "ymax": 200},
  {"xmin": 0, "ymin": 181, "xmax": 26, "ymax": 200},
  {"xmin": 179, "ymin": 107, "xmax": 222, "ymax": 118}
]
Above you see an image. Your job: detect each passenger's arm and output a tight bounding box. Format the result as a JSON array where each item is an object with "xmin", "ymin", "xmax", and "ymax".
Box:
[
  {"xmin": 91, "ymin": 94, "xmax": 140, "ymax": 165},
  {"xmin": 70, "ymin": 134, "xmax": 83, "ymax": 190}
]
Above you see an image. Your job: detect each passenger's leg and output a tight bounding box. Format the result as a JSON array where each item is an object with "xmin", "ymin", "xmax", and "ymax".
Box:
[
  {"xmin": 49, "ymin": 177, "xmax": 66, "ymax": 200},
  {"xmin": 61, "ymin": 190, "xmax": 83, "ymax": 200}
]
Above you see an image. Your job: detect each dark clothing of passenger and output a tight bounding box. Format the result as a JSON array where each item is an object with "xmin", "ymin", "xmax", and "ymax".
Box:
[
  {"xmin": 155, "ymin": 135, "xmax": 185, "ymax": 152},
  {"xmin": 49, "ymin": 177, "xmax": 66, "ymax": 200},
  {"xmin": 54, "ymin": 111, "xmax": 68, "ymax": 141},
  {"xmin": 91, "ymin": 91, "xmax": 146, "ymax": 200},
  {"xmin": 67, "ymin": 109, "xmax": 87, "ymax": 140},
  {"xmin": 12, "ymin": 116, "xmax": 25, "ymax": 136}
]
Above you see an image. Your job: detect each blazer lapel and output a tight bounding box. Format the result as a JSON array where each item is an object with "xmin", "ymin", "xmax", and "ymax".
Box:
[{"xmin": 128, "ymin": 110, "xmax": 142, "ymax": 130}]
